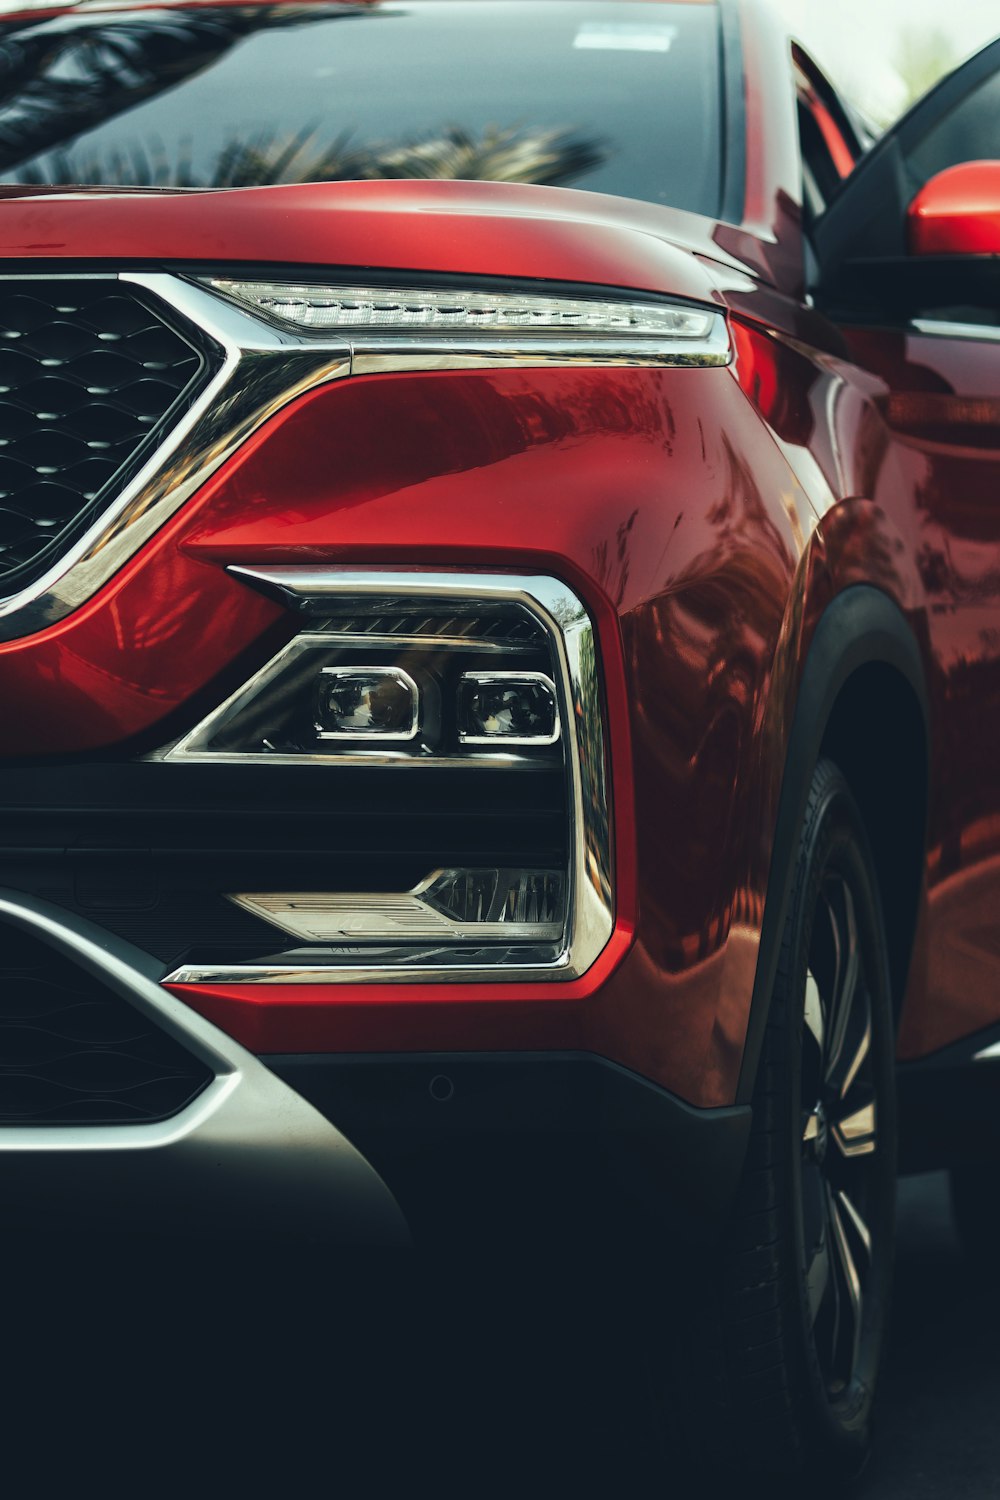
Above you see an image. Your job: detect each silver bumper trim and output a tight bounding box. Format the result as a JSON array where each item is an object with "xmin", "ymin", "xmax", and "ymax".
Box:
[{"xmin": 0, "ymin": 891, "xmax": 409, "ymax": 1243}]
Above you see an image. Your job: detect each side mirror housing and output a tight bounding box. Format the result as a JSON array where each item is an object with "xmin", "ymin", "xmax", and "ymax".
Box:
[{"xmin": 908, "ymin": 160, "xmax": 1000, "ymax": 256}]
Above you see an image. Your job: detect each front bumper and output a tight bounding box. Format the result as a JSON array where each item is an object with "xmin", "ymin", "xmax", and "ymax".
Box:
[
  {"xmin": 267, "ymin": 1051, "xmax": 752, "ymax": 1246},
  {"xmin": 0, "ymin": 891, "xmax": 408, "ymax": 1243},
  {"xmin": 0, "ymin": 890, "xmax": 750, "ymax": 1245}
]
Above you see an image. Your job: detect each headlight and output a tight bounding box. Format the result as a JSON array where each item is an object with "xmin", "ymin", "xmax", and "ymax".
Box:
[
  {"xmin": 157, "ymin": 570, "xmax": 613, "ymax": 985},
  {"xmin": 206, "ymin": 277, "xmax": 717, "ymax": 338},
  {"xmin": 200, "ymin": 277, "xmax": 731, "ymax": 368},
  {"xmin": 457, "ymin": 672, "xmax": 560, "ymax": 746},
  {"xmin": 316, "ymin": 667, "xmax": 420, "ymax": 741},
  {"xmin": 167, "ymin": 621, "xmax": 563, "ymax": 763}
]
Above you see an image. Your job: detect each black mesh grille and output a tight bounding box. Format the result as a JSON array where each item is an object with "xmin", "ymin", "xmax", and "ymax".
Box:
[
  {"xmin": 0, "ymin": 924, "xmax": 212, "ymax": 1125},
  {"xmin": 0, "ymin": 279, "xmax": 206, "ymax": 590}
]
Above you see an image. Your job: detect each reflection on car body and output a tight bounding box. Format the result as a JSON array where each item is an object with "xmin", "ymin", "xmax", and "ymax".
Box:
[{"xmin": 0, "ymin": 0, "xmax": 999, "ymax": 1485}]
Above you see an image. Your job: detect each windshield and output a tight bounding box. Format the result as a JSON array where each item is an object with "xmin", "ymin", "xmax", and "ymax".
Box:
[{"xmin": 0, "ymin": 0, "xmax": 724, "ymax": 216}]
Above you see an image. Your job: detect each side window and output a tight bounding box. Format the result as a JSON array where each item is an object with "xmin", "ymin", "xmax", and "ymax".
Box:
[
  {"xmin": 905, "ymin": 69, "xmax": 1000, "ymax": 188},
  {"xmin": 794, "ymin": 49, "xmax": 859, "ymax": 224},
  {"xmin": 813, "ymin": 36, "xmax": 1000, "ymax": 287}
]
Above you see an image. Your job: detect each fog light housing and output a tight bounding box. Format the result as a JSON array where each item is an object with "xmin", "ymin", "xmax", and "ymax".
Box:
[
  {"xmin": 316, "ymin": 667, "xmax": 419, "ymax": 740},
  {"xmin": 458, "ymin": 672, "xmax": 559, "ymax": 746},
  {"xmin": 424, "ymin": 867, "xmax": 565, "ymax": 932},
  {"xmin": 229, "ymin": 867, "xmax": 566, "ymax": 943}
]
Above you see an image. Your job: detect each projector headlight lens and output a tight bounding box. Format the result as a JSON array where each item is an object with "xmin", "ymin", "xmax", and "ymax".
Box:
[
  {"xmin": 316, "ymin": 667, "xmax": 419, "ymax": 740},
  {"xmin": 175, "ymin": 611, "xmax": 564, "ymax": 761},
  {"xmin": 458, "ymin": 672, "xmax": 559, "ymax": 746}
]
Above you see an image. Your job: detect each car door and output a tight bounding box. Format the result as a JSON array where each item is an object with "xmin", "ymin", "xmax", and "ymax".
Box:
[{"xmin": 811, "ymin": 40, "xmax": 1000, "ymax": 1060}]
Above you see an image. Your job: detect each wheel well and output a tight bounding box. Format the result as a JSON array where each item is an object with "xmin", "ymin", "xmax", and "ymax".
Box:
[{"xmin": 819, "ymin": 663, "xmax": 928, "ymax": 1022}]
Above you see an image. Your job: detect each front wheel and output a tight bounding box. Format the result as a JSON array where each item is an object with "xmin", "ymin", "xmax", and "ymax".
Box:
[{"xmin": 693, "ymin": 760, "xmax": 898, "ymax": 1487}]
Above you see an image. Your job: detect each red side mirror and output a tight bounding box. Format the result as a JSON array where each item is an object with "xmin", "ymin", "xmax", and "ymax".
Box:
[{"xmin": 908, "ymin": 161, "xmax": 1000, "ymax": 256}]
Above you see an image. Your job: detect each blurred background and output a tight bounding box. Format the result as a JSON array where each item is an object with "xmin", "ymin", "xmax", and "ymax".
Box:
[{"xmin": 769, "ymin": 0, "xmax": 1000, "ymax": 125}]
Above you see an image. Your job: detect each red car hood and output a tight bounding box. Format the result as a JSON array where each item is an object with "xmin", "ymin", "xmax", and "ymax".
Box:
[{"xmin": 0, "ymin": 178, "xmax": 732, "ymax": 304}]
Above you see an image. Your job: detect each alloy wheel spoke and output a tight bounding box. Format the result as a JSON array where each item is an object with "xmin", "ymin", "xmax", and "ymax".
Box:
[
  {"xmin": 833, "ymin": 1099, "xmax": 877, "ymax": 1159},
  {"xmin": 838, "ymin": 1005, "xmax": 871, "ymax": 1102},
  {"xmin": 837, "ymin": 1187, "xmax": 873, "ymax": 1259},
  {"xmin": 825, "ymin": 1192, "xmax": 844, "ymax": 1374},
  {"xmin": 804, "ymin": 969, "xmax": 825, "ymax": 1054},
  {"xmin": 823, "ymin": 880, "xmax": 860, "ymax": 1092},
  {"xmin": 800, "ymin": 858, "xmax": 882, "ymax": 1399},
  {"xmin": 801, "ymin": 1161, "xmax": 830, "ymax": 1326},
  {"xmin": 827, "ymin": 1182, "xmax": 864, "ymax": 1377}
]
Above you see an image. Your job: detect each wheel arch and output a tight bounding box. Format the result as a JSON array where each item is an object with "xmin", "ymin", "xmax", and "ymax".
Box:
[{"xmin": 736, "ymin": 585, "xmax": 929, "ymax": 1105}]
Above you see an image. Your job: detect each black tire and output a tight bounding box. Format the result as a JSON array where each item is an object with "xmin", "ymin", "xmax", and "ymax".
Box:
[{"xmin": 683, "ymin": 760, "xmax": 898, "ymax": 1489}]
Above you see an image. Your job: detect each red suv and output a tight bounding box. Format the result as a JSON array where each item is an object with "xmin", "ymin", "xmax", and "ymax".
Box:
[{"xmin": 1, "ymin": 0, "xmax": 999, "ymax": 1483}]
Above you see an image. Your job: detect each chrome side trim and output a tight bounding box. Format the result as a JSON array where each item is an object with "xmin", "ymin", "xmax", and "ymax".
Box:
[
  {"xmin": 0, "ymin": 891, "xmax": 408, "ymax": 1242},
  {"xmin": 911, "ymin": 319, "xmax": 1000, "ymax": 344},
  {"xmin": 974, "ymin": 1040, "xmax": 1000, "ymax": 1062},
  {"xmin": 163, "ymin": 569, "xmax": 614, "ymax": 987},
  {"xmin": 170, "ymin": 953, "xmax": 567, "ymax": 985},
  {"xmin": 349, "ymin": 319, "xmax": 731, "ymax": 374}
]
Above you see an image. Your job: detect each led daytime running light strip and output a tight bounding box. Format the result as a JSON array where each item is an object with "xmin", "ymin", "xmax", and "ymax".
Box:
[{"xmin": 205, "ymin": 277, "xmax": 722, "ymax": 344}]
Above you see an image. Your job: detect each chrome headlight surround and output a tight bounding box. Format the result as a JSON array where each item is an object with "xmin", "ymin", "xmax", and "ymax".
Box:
[{"xmin": 159, "ymin": 569, "xmax": 614, "ymax": 987}]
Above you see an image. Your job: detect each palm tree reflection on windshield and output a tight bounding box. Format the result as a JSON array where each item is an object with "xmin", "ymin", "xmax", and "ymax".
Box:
[{"xmin": 16, "ymin": 122, "xmax": 606, "ymax": 190}]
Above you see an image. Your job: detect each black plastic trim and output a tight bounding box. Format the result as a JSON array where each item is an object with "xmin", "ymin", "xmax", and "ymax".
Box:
[
  {"xmin": 265, "ymin": 1050, "xmax": 752, "ymax": 1245},
  {"xmin": 898, "ymin": 1024, "xmax": 1000, "ymax": 1173},
  {"xmin": 736, "ymin": 586, "xmax": 929, "ymax": 1106},
  {"xmin": 0, "ymin": 910, "xmax": 212, "ymax": 1125},
  {"xmin": 821, "ymin": 253, "xmax": 1000, "ymax": 321}
]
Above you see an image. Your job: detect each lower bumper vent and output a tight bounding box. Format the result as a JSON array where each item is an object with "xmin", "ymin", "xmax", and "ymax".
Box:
[{"xmin": 0, "ymin": 924, "xmax": 211, "ymax": 1125}]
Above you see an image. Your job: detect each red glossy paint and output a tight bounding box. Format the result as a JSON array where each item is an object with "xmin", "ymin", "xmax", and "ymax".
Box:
[
  {"xmin": 160, "ymin": 359, "xmax": 811, "ymax": 1104},
  {"xmin": 835, "ymin": 324, "xmax": 1000, "ymax": 1060},
  {"xmin": 908, "ymin": 161, "xmax": 1000, "ymax": 256},
  {"xmin": 1, "ymin": 355, "xmax": 807, "ymax": 1105},
  {"xmin": 0, "ymin": 516, "xmax": 286, "ymax": 755},
  {"xmin": 0, "ymin": 179, "xmax": 725, "ymax": 304},
  {"xmin": 0, "ymin": 0, "xmax": 998, "ymax": 1119}
]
